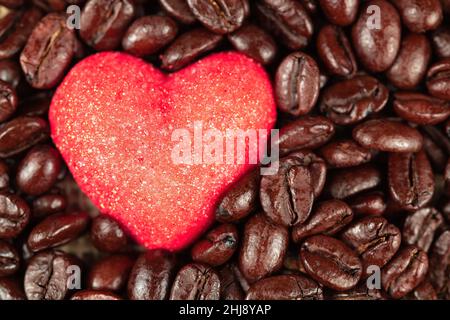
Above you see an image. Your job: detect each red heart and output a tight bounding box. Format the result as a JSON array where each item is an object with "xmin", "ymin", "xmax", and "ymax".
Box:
[{"xmin": 50, "ymin": 52, "xmax": 276, "ymax": 251}]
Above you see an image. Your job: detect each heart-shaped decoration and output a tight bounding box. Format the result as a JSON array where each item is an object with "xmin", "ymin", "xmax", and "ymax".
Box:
[{"xmin": 50, "ymin": 52, "xmax": 276, "ymax": 251}]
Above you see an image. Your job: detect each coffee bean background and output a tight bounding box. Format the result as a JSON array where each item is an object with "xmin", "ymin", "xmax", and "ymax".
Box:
[{"xmin": 0, "ymin": 0, "xmax": 448, "ymax": 300}]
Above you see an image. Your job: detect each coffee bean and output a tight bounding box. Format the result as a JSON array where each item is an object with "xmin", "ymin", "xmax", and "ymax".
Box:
[
  {"xmin": 275, "ymin": 52, "xmax": 319, "ymax": 116},
  {"xmin": 428, "ymin": 230, "xmax": 449, "ymax": 293},
  {"xmin": 239, "ymin": 214, "xmax": 288, "ymax": 282},
  {"xmin": 426, "ymin": 58, "xmax": 450, "ymax": 100},
  {"xmin": 409, "ymin": 280, "xmax": 438, "ymax": 300},
  {"xmin": 127, "ymin": 250, "xmax": 176, "ymax": 300},
  {"xmin": 88, "ymin": 254, "xmax": 134, "ymax": 292},
  {"xmin": 0, "ymin": 160, "xmax": 8, "ymax": 191},
  {"xmin": 158, "ymin": 0, "xmax": 197, "ymax": 24},
  {"xmin": 32, "ymin": 193, "xmax": 67, "ymax": 218},
  {"xmin": 330, "ymin": 283, "xmax": 386, "ymax": 300},
  {"xmin": 319, "ymin": 139, "xmax": 371, "ymax": 168},
  {"xmin": 0, "ymin": 277, "xmax": 25, "ymax": 300},
  {"xmin": 0, "ymin": 240, "xmax": 19, "ymax": 276},
  {"xmin": 0, "ymin": 59, "xmax": 21, "ymax": 89},
  {"xmin": 90, "ymin": 215, "xmax": 127, "ymax": 253},
  {"xmin": 0, "ymin": 0, "xmax": 24, "ymax": 8},
  {"xmin": 318, "ymin": 0, "xmax": 358, "ymax": 26},
  {"xmin": 19, "ymin": 93, "xmax": 51, "ymax": 117},
  {"xmin": 347, "ymin": 191, "xmax": 386, "ymax": 216},
  {"xmin": 0, "ymin": 80, "xmax": 16, "ymax": 123},
  {"xmin": 0, "ymin": 193, "xmax": 30, "ymax": 238},
  {"xmin": 299, "ymin": 235, "xmax": 362, "ymax": 291},
  {"xmin": 169, "ymin": 263, "xmax": 220, "ymax": 300},
  {"xmin": 218, "ymin": 263, "xmax": 244, "ymax": 300},
  {"xmin": 432, "ymin": 27, "xmax": 450, "ymax": 59},
  {"xmin": 403, "ymin": 208, "xmax": 444, "ymax": 252},
  {"xmin": 392, "ymin": 0, "xmax": 443, "ymax": 33},
  {"xmin": 71, "ymin": 290, "xmax": 122, "ymax": 300}
]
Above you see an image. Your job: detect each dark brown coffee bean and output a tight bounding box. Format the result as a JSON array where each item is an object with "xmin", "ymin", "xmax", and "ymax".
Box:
[
  {"xmin": 320, "ymin": 139, "xmax": 371, "ymax": 168},
  {"xmin": 0, "ymin": 0, "xmax": 24, "ymax": 8},
  {"xmin": 428, "ymin": 230, "xmax": 449, "ymax": 292},
  {"xmin": 228, "ymin": 24, "xmax": 277, "ymax": 65},
  {"xmin": 426, "ymin": 58, "xmax": 450, "ymax": 100},
  {"xmin": 32, "ymin": 194, "xmax": 67, "ymax": 218},
  {"xmin": 0, "ymin": 60, "xmax": 20, "ymax": 89},
  {"xmin": 191, "ymin": 224, "xmax": 238, "ymax": 267},
  {"xmin": 90, "ymin": 215, "xmax": 127, "ymax": 253},
  {"xmin": 218, "ymin": 263, "xmax": 244, "ymax": 300},
  {"xmin": 382, "ymin": 246, "xmax": 429, "ymax": 299},
  {"xmin": 0, "ymin": 193, "xmax": 30, "ymax": 238},
  {"xmin": 122, "ymin": 16, "xmax": 178, "ymax": 57},
  {"xmin": 353, "ymin": 119, "xmax": 423, "ymax": 153},
  {"xmin": 169, "ymin": 263, "xmax": 220, "ymax": 300},
  {"xmin": 409, "ymin": 280, "xmax": 438, "ymax": 300},
  {"xmin": 0, "ymin": 240, "xmax": 19, "ymax": 276},
  {"xmin": 239, "ymin": 214, "xmax": 288, "ymax": 282},
  {"xmin": 158, "ymin": 0, "xmax": 197, "ymax": 24},
  {"xmin": 386, "ymin": 33, "xmax": 432, "ymax": 89},
  {"xmin": 299, "ymin": 235, "xmax": 362, "ymax": 291},
  {"xmin": 0, "ymin": 277, "xmax": 25, "ymax": 300},
  {"xmin": 330, "ymin": 283, "xmax": 386, "ymax": 300},
  {"xmin": 27, "ymin": 212, "xmax": 89, "ymax": 252},
  {"xmin": 0, "ymin": 80, "xmax": 16, "ymax": 123},
  {"xmin": 317, "ymin": 24, "xmax": 357, "ymax": 77},
  {"xmin": 246, "ymin": 274, "xmax": 323, "ymax": 300},
  {"xmin": 20, "ymin": 13, "xmax": 76, "ymax": 89},
  {"xmin": 0, "ymin": 160, "xmax": 8, "ymax": 191},
  {"xmin": 352, "ymin": 0, "xmax": 401, "ymax": 72},
  {"xmin": 421, "ymin": 125, "xmax": 450, "ymax": 172},
  {"xmin": 320, "ymin": 75, "xmax": 389, "ymax": 125},
  {"xmin": 293, "ymin": 199, "xmax": 353, "ymax": 243},
  {"xmin": 127, "ymin": 250, "xmax": 176, "ymax": 300},
  {"xmin": 275, "ymin": 52, "xmax": 319, "ymax": 116},
  {"xmin": 403, "ymin": 208, "xmax": 444, "ymax": 252},
  {"xmin": 160, "ymin": 28, "xmax": 223, "ymax": 71},
  {"xmin": 88, "ymin": 255, "xmax": 134, "ymax": 292},
  {"xmin": 318, "ymin": 0, "xmax": 358, "ymax": 26},
  {"xmin": 277, "ymin": 116, "xmax": 335, "ymax": 155},
  {"xmin": 432, "ymin": 26, "xmax": 450, "ymax": 59},
  {"xmin": 19, "ymin": 93, "xmax": 51, "ymax": 117},
  {"xmin": 392, "ymin": 0, "xmax": 443, "ymax": 33},
  {"xmin": 255, "ymin": 0, "xmax": 313, "ymax": 50},
  {"xmin": 216, "ymin": 169, "xmax": 259, "ymax": 223},
  {"xmin": 348, "ymin": 191, "xmax": 387, "ymax": 216},
  {"xmin": 24, "ymin": 250, "xmax": 81, "ymax": 300},
  {"xmin": 71, "ymin": 290, "xmax": 122, "ymax": 300},
  {"xmin": 388, "ymin": 151, "xmax": 434, "ymax": 211}
]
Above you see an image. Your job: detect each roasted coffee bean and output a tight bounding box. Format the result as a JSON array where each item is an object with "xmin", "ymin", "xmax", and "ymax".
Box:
[
  {"xmin": 393, "ymin": 92, "xmax": 450, "ymax": 125},
  {"xmin": 228, "ymin": 24, "xmax": 277, "ymax": 65},
  {"xmin": 317, "ymin": 25, "xmax": 357, "ymax": 77},
  {"xmin": 160, "ymin": 28, "xmax": 223, "ymax": 70},
  {"xmin": 32, "ymin": 194, "xmax": 67, "ymax": 218},
  {"xmin": 347, "ymin": 192, "xmax": 387, "ymax": 216},
  {"xmin": 239, "ymin": 214, "xmax": 288, "ymax": 282},
  {"xmin": 0, "ymin": 80, "xmax": 16, "ymax": 123},
  {"xmin": 122, "ymin": 16, "xmax": 178, "ymax": 57},
  {"xmin": 299, "ymin": 235, "xmax": 362, "ymax": 291},
  {"xmin": 320, "ymin": 75, "xmax": 388, "ymax": 125},
  {"xmin": 382, "ymin": 246, "xmax": 429, "ymax": 299},
  {"xmin": 392, "ymin": 0, "xmax": 443, "ymax": 33},
  {"xmin": 0, "ymin": 59, "xmax": 21, "ymax": 89},
  {"xmin": 158, "ymin": 0, "xmax": 197, "ymax": 24},
  {"xmin": 18, "ymin": 93, "xmax": 51, "ymax": 117},
  {"xmin": 187, "ymin": 0, "xmax": 248, "ymax": 34},
  {"xmin": 0, "ymin": 277, "xmax": 25, "ymax": 300},
  {"xmin": 20, "ymin": 13, "xmax": 76, "ymax": 89},
  {"xmin": 388, "ymin": 151, "xmax": 434, "ymax": 211},
  {"xmin": 169, "ymin": 263, "xmax": 220, "ymax": 300},
  {"xmin": 0, "ymin": 0, "xmax": 24, "ymax": 8},
  {"xmin": 318, "ymin": 0, "xmax": 358, "ymax": 26},
  {"xmin": 326, "ymin": 164, "xmax": 381, "ymax": 200},
  {"xmin": 88, "ymin": 255, "xmax": 134, "ymax": 292},
  {"xmin": 353, "ymin": 119, "xmax": 423, "ymax": 153},
  {"xmin": 90, "ymin": 215, "xmax": 127, "ymax": 253},
  {"xmin": 127, "ymin": 250, "xmax": 176, "ymax": 300},
  {"xmin": 24, "ymin": 250, "xmax": 81, "ymax": 300},
  {"xmin": 403, "ymin": 208, "xmax": 444, "ymax": 252},
  {"xmin": 216, "ymin": 169, "xmax": 259, "ymax": 223},
  {"xmin": 277, "ymin": 116, "xmax": 335, "ymax": 155},
  {"xmin": 428, "ymin": 230, "xmax": 450, "ymax": 292},
  {"xmin": 255, "ymin": 0, "xmax": 313, "ymax": 50},
  {"xmin": 421, "ymin": 125, "xmax": 450, "ymax": 172},
  {"xmin": 275, "ymin": 52, "xmax": 319, "ymax": 116},
  {"xmin": 0, "ymin": 160, "xmax": 8, "ymax": 190},
  {"xmin": 300, "ymin": 0, "xmax": 317, "ymax": 13},
  {"xmin": 218, "ymin": 264, "xmax": 244, "ymax": 300},
  {"xmin": 191, "ymin": 224, "xmax": 238, "ymax": 267},
  {"xmin": 0, "ymin": 193, "xmax": 30, "ymax": 238},
  {"xmin": 426, "ymin": 58, "xmax": 450, "ymax": 100},
  {"xmin": 341, "ymin": 217, "xmax": 401, "ymax": 275},
  {"xmin": 292, "ymin": 199, "xmax": 353, "ymax": 243},
  {"xmin": 0, "ymin": 240, "xmax": 19, "ymax": 276},
  {"xmin": 432, "ymin": 27, "xmax": 450, "ymax": 59},
  {"xmin": 319, "ymin": 139, "xmax": 371, "ymax": 168},
  {"xmin": 330, "ymin": 283, "xmax": 386, "ymax": 300},
  {"xmin": 386, "ymin": 34, "xmax": 432, "ymax": 89},
  {"xmin": 71, "ymin": 290, "xmax": 122, "ymax": 300},
  {"xmin": 245, "ymin": 274, "xmax": 323, "ymax": 300},
  {"xmin": 352, "ymin": 0, "xmax": 401, "ymax": 72},
  {"xmin": 409, "ymin": 280, "xmax": 438, "ymax": 300}
]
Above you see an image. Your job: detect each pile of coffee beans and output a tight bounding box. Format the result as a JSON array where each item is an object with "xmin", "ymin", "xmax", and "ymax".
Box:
[{"xmin": 0, "ymin": 0, "xmax": 449, "ymax": 300}]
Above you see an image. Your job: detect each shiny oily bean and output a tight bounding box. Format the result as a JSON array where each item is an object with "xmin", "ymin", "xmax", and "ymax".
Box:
[
  {"xmin": 386, "ymin": 33, "xmax": 432, "ymax": 89},
  {"xmin": 239, "ymin": 214, "xmax": 289, "ymax": 282},
  {"xmin": 316, "ymin": 24, "xmax": 357, "ymax": 77},
  {"xmin": 32, "ymin": 194, "xmax": 67, "ymax": 218},
  {"xmin": 292, "ymin": 199, "xmax": 353, "ymax": 243},
  {"xmin": 0, "ymin": 240, "xmax": 19, "ymax": 276},
  {"xmin": 353, "ymin": 119, "xmax": 423, "ymax": 153},
  {"xmin": 27, "ymin": 212, "xmax": 90, "ymax": 252},
  {"xmin": 246, "ymin": 274, "xmax": 323, "ymax": 300},
  {"xmin": 403, "ymin": 208, "xmax": 444, "ymax": 252},
  {"xmin": 170, "ymin": 263, "xmax": 220, "ymax": 300},
  {"xmin": 215, "ymin": 169, "xmax": 259, "ymax": 223},
  {"xmin": 0, "ymin": 80, "xmax": 17, "ymax": 123},
  {"xmin": 80, "ymin": 0, "xmax": 136, "ymax": 51},
  {"xmin": 277, "ymin": 116, "xmax": 335, "ymax": 155},
  {"xmin": 228, "ymin": 24, "xmax": 277, "ymax": 65},
  {"xmin": 275, "ymin": 52, "xmax": 319, "ymax": 116},
  {"xmin": 393, "ymin": 92, "xmax": 450, "ymax": 125},
  {"xmin": 319, "ymin": 139, "xmax": 371, "ymax": 168},
  {"xmin": 318, "ymin": 0, "xmax": 358, "ymax": 26},
  {"xmin": 428, "ymin": 230, "xmax": 450, "ymax": 292},
  {"xmin": 122, "ymin": 16, "xmax": 178, "ymax": 57},
  {"xmin": 218, "ymin": 264, "xmax": 244, "ymax": 300},
  {"xmin": 160, "ymin": 28, "xmax": 223, "ymax": 71},
  {"xmin": 392, "ymin": 0, "xmax": 443, "ymax": 33},
  {"xmin": 0, "ymin": 193, "xmax": 30, "ymax": 238},
  {"xmin": 191, "ymin": 224, "xmax": 238, "ymax": 267},
  {"xmin": 91, "ymin": 215, "xmax": 127, "ymax": 253},
  {"xmin": 432, "ymin": 27, "xmax": 450, "ymax": 59},
  {"xmin": 0, "ymin": 277, "xmax": 25, "ymax": 300},
  {"xmin": 351, "ymin": 0, "xmax": 401, "ymax": 72},
  {"xmin": 300, "ymin": 235, "xmax": 362, "ymax": 291},
  {"xmin": 382, "ymin": 246, "xmax": 429, "ymax": 299},
  {"xmin": 348, "ymin": 192, "xmax": 387, "ymax": 216},
  {"xmin": 158, "ymin": 0, "xmax": 197, "ymax": 24},
  {"xmin": 388, "ymin": 151, "xmax": 434, "ymax": 211},
  {"xmin": 0, "ymin": 160, "xmax": 8, "ymax": 190},
  {"xmin": 426, "ymin": 58, "xmax": 450, "ymax": 100},
  {"xmin": 127, "ymin": 250, "xmax": 176, "ymax": 300},
  {"xmin": 320, "ymin": 75, "xmax": 388, "ymax": 125},
  {"xmin": 88, "ymin": 255, "xmax": 134, "ymax": 292},
  {"xmin": 71, "ymin": 290, "xmax": 122, "ymax": 300},
  {"xmin": 187, "ymin": 0, "xmax": 248, "ymax": 34},
  {"xmin": 0, "ymin": 59, "xmax": 21, "ymax": 89}
]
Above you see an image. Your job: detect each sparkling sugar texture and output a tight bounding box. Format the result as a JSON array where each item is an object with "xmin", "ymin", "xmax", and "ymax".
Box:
[{"xmin": 49, "ymin": 52, "xmax": 276, "ymax": 251}]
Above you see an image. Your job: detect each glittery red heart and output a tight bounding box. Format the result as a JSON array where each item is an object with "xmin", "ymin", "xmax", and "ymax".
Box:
[{"xmin": 50, "ymin": 52, "xmax": 276, "ymax": 251}]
